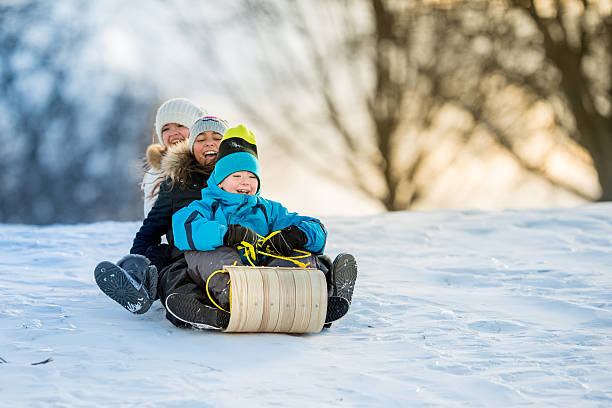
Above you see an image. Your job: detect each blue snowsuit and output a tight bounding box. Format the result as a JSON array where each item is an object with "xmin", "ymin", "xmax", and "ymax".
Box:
[{"xmin": 172, "ymin": 182, "xmax": 327, "ymax": 256}]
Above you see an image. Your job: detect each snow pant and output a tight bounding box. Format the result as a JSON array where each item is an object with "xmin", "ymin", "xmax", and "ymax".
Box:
[
  {"xmin": 184, "ymin": 247, "xmax": 322, "ymax": 311},
  {"xmin": 157, "ymin": 251, "xmax": 214, "ymax": 328}
]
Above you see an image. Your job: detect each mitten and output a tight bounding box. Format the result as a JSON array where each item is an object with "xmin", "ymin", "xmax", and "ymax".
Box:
[
  {"xmin": 267, "ymin": 225, "xmax": 307, "ymax": 256},
  {"xmin": 224, "ymin": 224, "xmax": 259, "ymax": 247}
]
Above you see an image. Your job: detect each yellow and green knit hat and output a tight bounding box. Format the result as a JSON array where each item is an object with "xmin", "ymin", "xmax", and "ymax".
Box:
[{"xmin": 210, "ymin": 125, "xmax": 261, "ymax": 191}]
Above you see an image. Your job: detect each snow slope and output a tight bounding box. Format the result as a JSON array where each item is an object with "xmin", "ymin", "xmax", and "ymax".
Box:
[{"xmin": 1, "ymin": 204, "xmax": 611, "ymax": 407}]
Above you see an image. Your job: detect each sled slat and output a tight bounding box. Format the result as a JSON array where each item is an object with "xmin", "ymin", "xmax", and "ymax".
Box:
[
  {"xmin": 274, "ymin": 269, "xmax": 296, "ymax": 332},
  {"xmin": 225, "ymin": 267, "xmax": 246, "ymax": 332},
  {"xmin": 290, "ymin": 270, "xmax": 311, "ymax": 332},
  {"xmin": 306, "ymin": 269, "xmax": 327, "ymax": 333},
  {"xmin": 258, "ymin": 268, "xmax": 280, "ymax": 332}
]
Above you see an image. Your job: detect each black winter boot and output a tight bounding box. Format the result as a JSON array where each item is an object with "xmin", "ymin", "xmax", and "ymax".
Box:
[
  {"xmin": 331, "ymin": 253, "xmax": 358, "ymax": 304},
  {"xmin": 94, "ymin": 257, "xmax": 156, "ymax": 314},
  {"xmin": 165, "ymin": 293, "xmax": 230, "ymax": 329},
  {"xmin": 325, "ymin": 296, "xmax": 350, "ymax": 324},
  {"xmin": 117, "ymin": 254, "xmax": 158, "ymax": 301}
]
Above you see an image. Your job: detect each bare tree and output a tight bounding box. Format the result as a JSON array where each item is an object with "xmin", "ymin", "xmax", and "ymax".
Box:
[
  {"xmin": 509, "ymin": 0, "xmax": 612, "ymax": 200},
  {"xmin": 0, "ymin": 1, "xmax": 155, "ymax": 224},
  {"xmin": 170, "ymin": 0, "xmax": 609, "ymax": 210}
]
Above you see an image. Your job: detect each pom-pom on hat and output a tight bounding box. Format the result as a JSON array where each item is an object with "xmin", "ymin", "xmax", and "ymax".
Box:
[
  {"xmin": 189, "ymin": 116, "xmax": 229, "ymax": 153},
  {"xmin": 210, "ymin": 124, "xmax": 261, "ymax": 191},
  {"xmin": 155, "ymin": 98, "xmax": 205, "ymax": 146}
]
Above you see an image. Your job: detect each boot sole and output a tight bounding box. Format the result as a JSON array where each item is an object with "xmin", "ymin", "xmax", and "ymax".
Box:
[
  {"xmin": 332, "ymin": 253, "xmax": 358, "ymax": 303},
  {"xmin": 325, "ymin": 296, "xmax": 350, "ymax": 323},
  {"xmin": 165, "ymin": 293, "xmax": 230, "ymax": 330},
  {"xmin": 94, "ymin": 261, "xmax": 151, "ymax": 314}
]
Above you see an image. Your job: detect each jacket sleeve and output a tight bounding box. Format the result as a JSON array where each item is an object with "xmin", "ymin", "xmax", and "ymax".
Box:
[
  {"xmin": 267, "ymin": 201, "xmax": 327, "ymax": 255},
  {"xmin": 172, "ymin": 200, "xmax": 228, "ymax": 251},
  {"xmin": 130, "ymin": 180, "xmax": 173, "ymax": 256}
]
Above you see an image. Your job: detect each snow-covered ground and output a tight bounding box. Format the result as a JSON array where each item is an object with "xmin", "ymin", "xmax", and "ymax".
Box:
[{"xmin": 1, "ymin": 203, "xmax": 611, "ymax": 407}]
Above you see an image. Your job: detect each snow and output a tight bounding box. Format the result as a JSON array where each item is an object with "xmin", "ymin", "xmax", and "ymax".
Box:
[{"xmin": 2, "ymin": 203, "xmax": 612, "ymax": 406}]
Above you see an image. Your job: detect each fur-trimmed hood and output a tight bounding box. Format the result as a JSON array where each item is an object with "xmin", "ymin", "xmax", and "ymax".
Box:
[
  {"xmin": 160, "ymin": 140, "xmax": 213, "ymax": 185},
  {"xmin": 145, "ymin": 143, "xmax": 166, "ymax": 171}
]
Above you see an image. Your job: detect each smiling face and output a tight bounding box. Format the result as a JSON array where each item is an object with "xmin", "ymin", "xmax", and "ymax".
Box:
[
  {"xmin": 161, "ymin": 123, "xmax": 189, "ymax": 146},
  {"xmin": 192, "ymin": 131, "xmax": 223, "ymax": 166},
  {"xmin": 218, "ymin": 171, "xmax": 259, "ymax": 195}
]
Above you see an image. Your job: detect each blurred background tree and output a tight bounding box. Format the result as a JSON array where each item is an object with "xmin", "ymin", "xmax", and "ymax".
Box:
[
  {"xmin": 0, "ymin": 1, "xmax": 155, "ymax": 223},
  {"xmin": 0, "ymin": 0, "xmax": 609, "ymax": 223},
  {"xmin": 514, "ymin": 0, "xmax": 612, "ymax": 200},
  {"xmin": 175, "ymin": 0, "xmax": 607, "ymax": 210}
]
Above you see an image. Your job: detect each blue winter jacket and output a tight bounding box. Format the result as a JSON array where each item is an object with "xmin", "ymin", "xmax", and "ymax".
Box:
[{"xmin": 172, "ymin": 182, "xmax": 327, "ymax": 255}]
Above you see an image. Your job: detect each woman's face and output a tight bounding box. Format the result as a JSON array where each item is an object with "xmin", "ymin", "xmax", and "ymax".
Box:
[
  {"xmin": 161, "ymin": 123, "xmax": 189, "ymax": 146},
  {"xmin": 193, "ymin": 131, "xmax": 223, "ymax": 165},
  {"xmin": 218, "ymin": 171, "xmax": 258, "ymax": 195}
]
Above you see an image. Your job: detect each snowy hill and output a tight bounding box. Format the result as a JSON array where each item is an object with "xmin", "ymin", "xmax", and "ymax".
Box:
[{"xmin": 1, "ymin": 204, "xmax": 612, "ymax": 407}]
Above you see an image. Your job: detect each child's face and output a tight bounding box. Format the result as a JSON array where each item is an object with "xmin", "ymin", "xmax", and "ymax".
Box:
[
  {"xmin": 218, "ymin": 171, "xmax": 258, "ymax": 195},
  {"xmin": 161, "ymin": 123, "xmax": 189, "ymax": 146},
  {"xmin": 193, "ymin": 131, "xmax": 223, "ymax": 166}
]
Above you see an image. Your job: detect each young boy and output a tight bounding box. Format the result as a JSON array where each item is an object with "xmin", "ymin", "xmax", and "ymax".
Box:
[{"xmin": 169, "ymin": 125, "xmax": 358, "ymax": 329}]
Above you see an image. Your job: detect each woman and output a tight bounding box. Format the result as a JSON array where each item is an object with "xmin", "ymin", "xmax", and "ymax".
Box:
[
  {"xmin": 94, "ymin": 116, "xmax": 229, "ymax": 323},
  {"xmin": 142, "ymin": 98, "xmax": 204, "ymax": 217}
]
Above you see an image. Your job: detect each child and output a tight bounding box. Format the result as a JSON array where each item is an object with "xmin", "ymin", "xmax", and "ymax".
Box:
[
  {"xmin": 142, "ymin": 98, "xmax": 204, "ymax": 217},
  {"xmin": 169, "ymin": 125, "xmax": 358, "ymax": 329}
]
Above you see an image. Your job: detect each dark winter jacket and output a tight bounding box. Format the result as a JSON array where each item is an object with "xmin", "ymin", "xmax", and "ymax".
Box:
[{"xmin": 130, "ymin": 141, "xmax": 213, "ymax": 268}]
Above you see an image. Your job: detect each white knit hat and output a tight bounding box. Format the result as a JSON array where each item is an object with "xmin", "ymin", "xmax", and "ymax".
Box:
[
  {"xmin": 154, "ymin": 98, "xmax": 205, "ymax": 146},
  {"xmin": 189, "ymin": 116, "xmax": 229, "ymax": 153}
]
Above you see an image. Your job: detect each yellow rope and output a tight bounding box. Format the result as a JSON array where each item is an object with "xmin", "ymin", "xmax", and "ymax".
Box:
[
  {"xmin": 258, "ymin": 231, "xmax": 312, "ymax": 268},
  {"xmin": 261, "ymin": 229, "xmax": 281, "ymax": 242},
  {"xmin": 256, "ymin": 248, "xmax": 311, "ymax": 268},
  {"xmin": 205, "ymin": 269, "xmax": 230, "ymax": 313},
  {"xmin": 236, "ymin": 240, "xmax": 258, "ymax": 266},
  {"xmin": 234, "ymin": 230, "xmax": 313, "ymax": 268}
]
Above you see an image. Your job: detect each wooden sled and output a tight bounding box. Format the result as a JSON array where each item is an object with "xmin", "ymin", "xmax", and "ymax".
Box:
[{"xmin": 223, "ymin": 265, "xmax": 328, "ymax": 333}]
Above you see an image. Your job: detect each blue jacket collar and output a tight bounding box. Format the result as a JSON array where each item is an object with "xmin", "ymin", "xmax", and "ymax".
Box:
[{"xmin": 203, "ymin": 181, "xmax": 260, "ymax": 207}]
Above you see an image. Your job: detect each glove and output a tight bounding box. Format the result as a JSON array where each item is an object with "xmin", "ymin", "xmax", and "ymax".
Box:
[
  {"xmin": 224, "ymin": 224, "xmax": 258, "ymax": 248},
  {"xmin": 267, "ymin": 225, "xmax": 307, "ymax": 257}
]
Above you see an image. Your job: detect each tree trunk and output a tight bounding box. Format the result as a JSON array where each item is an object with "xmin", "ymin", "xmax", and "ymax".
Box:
[{"xmin": 526, "ymin": 1, "xmax": 612, "ymax": 201}]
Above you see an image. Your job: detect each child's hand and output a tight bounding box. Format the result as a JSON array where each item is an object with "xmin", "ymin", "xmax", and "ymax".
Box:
[
  {"xmin": 268, "ymin": 226, "xmax": 307, "ymax": 256},
  {"xmin": 224, "ymin": 224, "xmax": 258, "ymax": 248}
]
